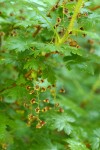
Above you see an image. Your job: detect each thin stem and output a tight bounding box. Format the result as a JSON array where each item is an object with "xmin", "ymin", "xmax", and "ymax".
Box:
[
  {"xmin": 90, "ymin": 5, "xmax": 100, "ymax": 11},
  {"xmin": 36, "ymin": 90, "xmax": 40, "ymax": 118},
  {"xmin": 32, "ymin": 6, "xmax": 60, "ymax": 43},
  {"xmin": 32, "ymin": 25, "xmax": 41, "ymax": 37},
  {"xmin": 0, "ymin": 35, "xmax": 4, "ymax": 50},
  {"xmin": 58, "ymin": 0, "xmax": 83, "ymax": 45},
  {"xmin": 37, "ymin": 91, "xmax": 40, "ymax": 108}
]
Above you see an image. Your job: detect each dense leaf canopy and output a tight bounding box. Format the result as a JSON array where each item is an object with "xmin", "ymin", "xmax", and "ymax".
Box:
[{"xmin": 0, "ymin": 0, "xmax": 100, "ymax": 149}]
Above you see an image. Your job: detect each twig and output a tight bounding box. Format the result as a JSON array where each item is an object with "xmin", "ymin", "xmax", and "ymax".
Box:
[
  {"xmin": 32, "ymin": 25, "xmax": 41, "ymax": 37},
  {"xmin": 58, "ymin": 0, "xmax": 83, "ymax": 45},
  {"xmin": 90, "ymin": 5, "xmax": 100, "ymax": 11}
]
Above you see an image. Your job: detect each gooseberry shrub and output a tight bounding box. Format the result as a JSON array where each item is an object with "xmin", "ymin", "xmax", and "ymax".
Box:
[{"xmin": 0, "ymin": 0, "xmax": 100, "ymax": 149}]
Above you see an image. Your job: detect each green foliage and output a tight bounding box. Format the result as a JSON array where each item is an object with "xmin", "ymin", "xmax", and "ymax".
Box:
[{"xmin": 0, "ymin": 0, "xmax": 100, "ymax": 149}]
